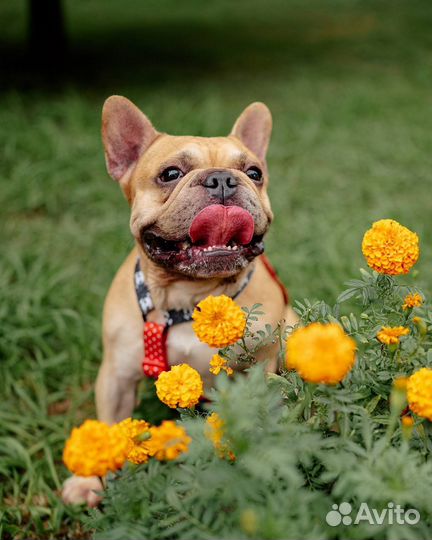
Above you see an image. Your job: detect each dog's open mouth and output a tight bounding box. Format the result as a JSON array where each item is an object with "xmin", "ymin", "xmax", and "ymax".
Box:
[
  {"xmin": 141, "ymin": 205, "xmax": 265, "ymax": 277},
  {"xmin": 142, "ymin": 231, "xmax": 264, "ymax": 260}
]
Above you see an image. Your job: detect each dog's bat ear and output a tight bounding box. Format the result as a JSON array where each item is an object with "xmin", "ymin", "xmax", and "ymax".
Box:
[
  {"xmin": 102, "ymin": 96, "xmax": 158, "ymax": 182},
  {"xmin": 230, "ymin": 102, "xmax": 272, "ymax": 162}
]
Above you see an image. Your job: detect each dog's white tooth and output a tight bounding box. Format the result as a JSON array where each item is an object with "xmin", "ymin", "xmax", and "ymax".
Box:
[{"xmin": 180, "ymin": 240, "xmax": 191, "ymax": 251}]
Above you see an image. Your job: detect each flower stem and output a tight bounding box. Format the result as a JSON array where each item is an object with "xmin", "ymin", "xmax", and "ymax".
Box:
[{"xmin": 291, "ymin": 383, "xmax": 313, "ymax": 421}]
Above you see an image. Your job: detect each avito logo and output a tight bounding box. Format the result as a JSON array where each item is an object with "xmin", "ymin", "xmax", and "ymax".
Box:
[{"xmin": 326, "ymin": 502, "xmax": 420, "ymax": 527}]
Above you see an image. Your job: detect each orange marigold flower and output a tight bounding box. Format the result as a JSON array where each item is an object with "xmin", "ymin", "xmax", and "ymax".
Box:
[
  {"xmin": 209, "ymin": 354, "xmax": 233, "ymax": 376},
  {"xmin": 116, "ymin": 418, "xmax": 151, "ymax": 465},
  {"xmin": 377, "ymin": 326, "xmax": 409, "ymax": 345},
  {"xmin": 145, "ymin": 420, "xmax": 191, "ymax": 461},
  {"xmin": 407, "ymin": 368, "xmax": 432, "ymax": 421},
  {"xmin": 155, "ymin": 364, "xmax": 203, "ymax": 409},
  {"xmin": 285, "ymin": 322, "xmax": 356, "ymax": 384},
  {"xmin": 403, "ymin": 293, "xmax": 423, "ymax": 310},
  {"xmin": 192, "ymin": 295, "xmax": 246, "ymax": 348},
  {"xmin": 63, "ymin": 419, "xmax": 128, "ymax": 477},
  {"xmin": 206, "ymin": 412, "xmax": 235, "ymax": 460},
  {"xmin": 362, "ymin": 219, "xmax": 419, "ymax": 275}
]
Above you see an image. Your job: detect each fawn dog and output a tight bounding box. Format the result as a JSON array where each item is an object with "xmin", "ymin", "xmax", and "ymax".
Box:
[{"xmin": 62, "ymin": 97, "xmax": 297, "ymax": 505}]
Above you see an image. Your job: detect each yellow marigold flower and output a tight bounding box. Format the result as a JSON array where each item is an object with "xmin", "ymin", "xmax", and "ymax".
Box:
[
  {"xmin": 377, "ymin": 326, "xmax": 409, "ymax": 345},
  {"xmin": 209, "ymin": 354, "xmax": 233, "ymax": 376},
  {"xmin": 285, "ymin": 322, "xmax": 356, "ymax": 384},
  {"xmin": 63, "ymin": 419, "xmax": 128, "ymax": 477},
  {"xmin": 192, "ymin": 295, "xmax": 246, "ymax": 348},
  {"xmin": 205, "ymin": 412, "xmax": 235, "ymax": 460},
  {"xmin": 393, "ymin": 376, "xmax": 409, "ymax": 391},
  {"xmin": 145, "ymin": 420, "xmax": 191, "ymax": 461},
  {"xmin": 402, "ymin": 293, "xmax": 423, "ymax": 310},
  {"xmin": 402, "ymin": 415, "xmax": 414, "ymax": 427},
  {"xmin": 116, "ymin": 418, "xmax": 151, "ymax": 465},
  {"xmin": 407, "ymin": 368, "xmax": 432, "ymax": 421},
  {"xmin": 362, "ymin": 219, "xmax": 419, "ymax": 275},
  {"xmin": 155, "ymin": 364, "xmax": 203, "ymax": 409}
]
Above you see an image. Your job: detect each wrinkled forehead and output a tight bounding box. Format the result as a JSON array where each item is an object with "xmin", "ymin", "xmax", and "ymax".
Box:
[{"xmin": 142, "ymin": 135, "xmax": 258, "ymax": 171}]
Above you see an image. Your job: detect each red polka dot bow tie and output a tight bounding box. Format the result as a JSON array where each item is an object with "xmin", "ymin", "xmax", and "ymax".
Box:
[{"xmin": 142, "ymin": 322, "xmax": 168, "ymax": 378}]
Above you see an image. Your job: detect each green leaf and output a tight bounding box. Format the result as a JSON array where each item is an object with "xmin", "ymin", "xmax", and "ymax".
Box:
[
  {"xmin": 336, "ymin": 288, "xmax": 358, "ymax": 303},
  {"xmin": 365, "ymin": 395, "xmax": 381, "ymax": 414}
]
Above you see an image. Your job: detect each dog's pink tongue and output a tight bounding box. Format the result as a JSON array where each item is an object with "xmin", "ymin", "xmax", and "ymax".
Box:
[{"xmin": 189, "ymin": 204, "xmax": 254, "ymax": 247}]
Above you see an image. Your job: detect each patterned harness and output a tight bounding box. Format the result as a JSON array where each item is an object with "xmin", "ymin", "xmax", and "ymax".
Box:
[{"xmin": 134, "ymin": 258, "xmax": 254, "ymax": 378}]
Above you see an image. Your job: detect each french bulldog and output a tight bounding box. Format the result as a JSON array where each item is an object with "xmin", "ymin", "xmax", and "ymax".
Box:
[{"xmin": 62, "ymin": 97, "xmax": 298, "ymax": 505}]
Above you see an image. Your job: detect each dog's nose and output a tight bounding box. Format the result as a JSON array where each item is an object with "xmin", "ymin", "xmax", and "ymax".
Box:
[{"xmin": 203, "ymin": 171, "xmax": 237, "ymax": 202}]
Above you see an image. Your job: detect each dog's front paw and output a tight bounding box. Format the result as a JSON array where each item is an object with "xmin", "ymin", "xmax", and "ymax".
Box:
[{"xmin": 62, "ymin": 475, "xmax": 103, "ymax": 507}]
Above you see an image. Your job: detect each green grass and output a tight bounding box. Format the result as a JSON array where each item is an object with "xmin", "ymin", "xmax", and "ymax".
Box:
[{"xmin": 1, "ymin": 0, "xmax": 432, "ymax": 537}]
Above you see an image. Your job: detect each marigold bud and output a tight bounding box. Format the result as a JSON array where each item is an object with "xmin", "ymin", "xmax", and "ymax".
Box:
[
  {"xmin": 240, "ymin": 508, "xmax": 258, "ymax": 535},
  {"xmin": 413, "ymin": 316, "xmax": 427, "ymax": 336}
]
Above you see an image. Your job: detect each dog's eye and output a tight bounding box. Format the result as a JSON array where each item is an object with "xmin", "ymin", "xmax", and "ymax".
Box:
[
  {"xmin": 245, "ymin": 167, "xmax": 263, "ymax": 183},
  {"xmin": 159, "ymin": 167, "xmax": 184, "ymax": 183}
]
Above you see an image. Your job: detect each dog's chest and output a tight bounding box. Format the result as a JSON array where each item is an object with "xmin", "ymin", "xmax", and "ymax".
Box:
[{"xmin": 165, "ymin": 322, "xmax": 215, "ymax": 385}]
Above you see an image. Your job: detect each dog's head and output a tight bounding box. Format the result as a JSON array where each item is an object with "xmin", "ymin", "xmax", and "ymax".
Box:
[{"xmin": 102, "ymin": 96, "xmax": 273, "ymax": 279}]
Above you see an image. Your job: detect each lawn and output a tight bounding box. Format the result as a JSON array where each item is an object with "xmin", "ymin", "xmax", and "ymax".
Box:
[{"xmin": 1, "ymin": 0, "xmax": 432, "ymax": 537}]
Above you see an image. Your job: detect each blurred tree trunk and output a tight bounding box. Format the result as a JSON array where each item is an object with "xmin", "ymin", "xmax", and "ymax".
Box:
[{"xmin": 28, "ymin": 0, "xmax": 67, "ymax": 65}]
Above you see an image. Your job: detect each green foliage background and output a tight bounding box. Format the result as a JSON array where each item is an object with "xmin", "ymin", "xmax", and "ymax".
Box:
[{"xmin": 1, "ymin": 0, "xmax": 432, "ymax": 538}]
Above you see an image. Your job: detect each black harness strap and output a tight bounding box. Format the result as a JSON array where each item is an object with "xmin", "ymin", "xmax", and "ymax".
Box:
[{"xmin": 134, "ymin": 257, "xmax": 253, "ymax": 326}]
